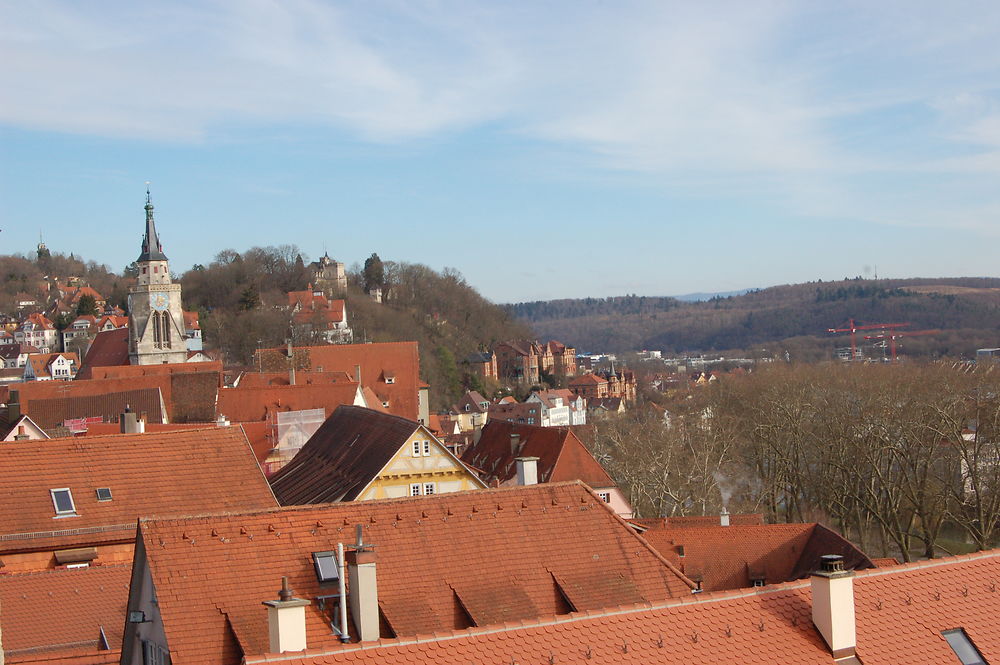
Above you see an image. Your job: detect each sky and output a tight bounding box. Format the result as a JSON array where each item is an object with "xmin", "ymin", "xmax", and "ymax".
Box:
[{"xmin": 2, "ymin": 1, "xmax": 1000, "ymax": 303}]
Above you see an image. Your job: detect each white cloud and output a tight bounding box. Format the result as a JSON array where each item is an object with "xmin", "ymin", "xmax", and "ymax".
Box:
[{"xmin": 5, "ymin": 0, "xmax": 1000, "ymax": 233}]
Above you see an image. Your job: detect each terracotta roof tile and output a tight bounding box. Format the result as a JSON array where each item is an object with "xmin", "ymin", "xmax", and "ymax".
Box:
[
  {"xmin": 242, "ymin": 549, "xmax": 1000, "ymax": 665},
  {"xmin": 138, "ymin": 482, "xmax": 694, "ymax": 664},
  {"xmin": 257, "ymin": 343, "xmax": 422, "ymax": 421},
  {"xmin": 639, "ymin": 523, "xmax": 873, "ymax": 592},
  {"xmin": 462, "ymin": 421, "xmax": 615, "ymax": 488},
  {"xmin": 217, "ymin": 383, "xmax": 362, "ymax": 423},
  {"xmin": 0, "ymin": 427, "xmax": 277, "ymax": 555},
  {"xmin": 0, "ymin": 564, "xmax": 131, "ymax": 662},
  {"xmin": 76, "ymin": 328, "xmax": 129, "ymax": 379}
]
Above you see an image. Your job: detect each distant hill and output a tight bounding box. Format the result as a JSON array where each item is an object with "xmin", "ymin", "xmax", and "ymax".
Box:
[
  {"xmin": 506, "ymin": 278, "xmax": 1000, "ymax": 360},
  {"xmin": 671, "ymin": 289, "xmax": 753, "ymax": 302}
]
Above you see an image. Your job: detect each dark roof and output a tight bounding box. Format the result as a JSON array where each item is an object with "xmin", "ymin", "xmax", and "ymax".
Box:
[
  {"xmin": 76, "ymin": 328, "xmax": 129, "ymax": 379},
  {"xmin": 269, "ymin": 405, "xmax": 422, "ymax": 503},
  {"xmin": 137, "ymin": 194, "xmax": 167, "ymax": 262},
  {"xmin": 462, "ymin": 420, "xmax": 615, "ymax": 488},
  {"xmin": 21, "ymin": 387, "xmax": 165, "ymax": 430}
]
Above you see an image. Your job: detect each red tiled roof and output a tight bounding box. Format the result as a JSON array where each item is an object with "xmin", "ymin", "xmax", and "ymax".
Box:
[
  {"xmin": 137, "ymin": 482, "xmax": 694, "ymax": 664},
  {"xmin": 462, "ymin": 421, "xmax": 615, "ymax": 488},
  {"xmin": 17, "ymin": 366, "xmax": 221, "ymax": 424},
  {"xmin": 257, "ymin": 343, "xmax": 422, "ymax": 420},
  {"xmin": 569, "ymin": 373, "xmax": 607, "ymax": 386},
  {"xmin": 21, "ymin": 386, "xmax": 165, "ymax": 430},
  {"xmin": 0, "ymin": 564, "xmax": 130, "ymax": 663},
  {"xmin": 217, "ymin": 383, "xmax": 362, "ymax": 423},
  {"xmin": 639, "ymin": 522, "xmax": 873, "ymax": 591},
  {"xmin": 25, "ymin": 351, "xmax": 79, "ymax": 378},
  {"xmin": 249, "ymin": 549, "xmax": 1000, "ymax": 665},
  {"xmin": 0, "ymin": 427, "xmax": 277, "ymax": 555},
  {"xmin": 634, "ymin": 513, "xmax": 766, "ymax": 529},
  {"xmin": 236, "ymin": 371, "xmax": 355, "ymax": 388},
  {"xmin": 76, "ymin": 328, "xmax": 129, "ymax": 379}
]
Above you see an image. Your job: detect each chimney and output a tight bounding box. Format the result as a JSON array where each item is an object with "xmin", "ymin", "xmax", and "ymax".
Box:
[
  {"xmin": 119, "ymin": 406, "xmax": 140, "ymax": 434},
  {"xmin": 262, "ymin": 577, "xmax": 310, "ymax": 654},
  {"xmin": 720, "ymin": 508, "xmax": 730, "ymax": 527},
  {"xmin": 347, "ymin": 525, "xmax": 379, "ymax": 642},
  {"xmin": 287, "ymin": 341, "xmax": 296, "ymax": 386},
  {"xmin": 509, "ymin": 432, "xmax": 521, "ymax": 456},
  {"xmin": 515, "ymin": 456, "xmax": 539, "ymax": 486},
  {"xmin": 811, "ymin": 555, "xmax": 856, "ymax": 660},
  {"xmin": 7, "ymin": 391, "xmax": 20, "ymax": 421},
  {"xmin": 14, "ymin": 425, "xmax": 28, "ymax": 441},
  {"xmin": 354, "ymin": 364, "xmax": 362, "ymax": 383}
]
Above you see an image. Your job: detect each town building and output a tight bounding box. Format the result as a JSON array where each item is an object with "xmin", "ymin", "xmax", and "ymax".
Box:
[
  {"xmin": 461, "ymin": 420, "xmax": 633, "ymax": 517},
  {"xmin": 119, "ymin": 482, "xmax": 693, "ymax": 664},
  {"xmin": 288, "ymin": 288, "xmax": 353, "ymax": 343},
  {"xmin": 127, "ymin": 189, "xmax": 189, "ymax": 365},
  {"xmin": 269, "ymin": 405, "xmax": 487, "ymax": 503}
]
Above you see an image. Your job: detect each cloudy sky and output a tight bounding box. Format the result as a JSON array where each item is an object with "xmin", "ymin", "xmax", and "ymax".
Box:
[{"xmin": 2, "ymin": 1, "xmax": 1000, "ymax": 302}]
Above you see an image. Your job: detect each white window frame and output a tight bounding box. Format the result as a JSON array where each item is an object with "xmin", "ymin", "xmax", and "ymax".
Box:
[
  {"xmin": 410, "ymin": 483, "xmax": 421, "ymax": 496},
  {"xmin": 598, "ymin": 492, "xmax": 611, "ymax": 503},
  {"xmin": 422, "ymin": 440, "xmax": 431, "ymax": 456},
  {"xmin": 142, "ymin": 640, "xmax": 171, "ymax": 665},
  {"xmin": 412, "ymin": 441, "xmax": 421, "ymax": 457},
  {"xmin": 423, "ymin": 482, "xmax": 436, "ymax": 495},
  {"xmin": 50, "ymin": 488, "xmax": 76, "ymax": 516}
]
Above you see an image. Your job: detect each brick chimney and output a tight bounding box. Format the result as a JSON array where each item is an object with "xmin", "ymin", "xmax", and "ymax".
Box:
[
  {"xmin": 347, "ymin": 525, "xmax": 379, "ymax": 642},
  {"xmin": 354, "ymin": 365, "xmax": 362, "ymax": 383},
  {"xmin": 287, "ymin": 340, "xmax": 296, "ymax": 386},
  {"xmin": 515, "ymin": 456, "xmax": 539, "ymax": 486},
  {"xmin": 509, "ymin": 432, "xmax": 522, "ymax": 456},
  {"xmin": 811, "ymin": 554, "xmax": 856, "ymax": 660},
  {"xmin": 262, "ymin": 577, "xmax": 310, "ymax": 654}
]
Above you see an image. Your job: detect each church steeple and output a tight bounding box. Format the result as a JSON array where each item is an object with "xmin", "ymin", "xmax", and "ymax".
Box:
[{"xmin": 138, "ymin": 184, "xmax": 168, "ymax": 262}]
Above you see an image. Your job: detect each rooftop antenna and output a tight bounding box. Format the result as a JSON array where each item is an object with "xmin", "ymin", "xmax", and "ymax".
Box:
[{"xmin": 145, "ymin": 181, "xmax": 151, "ymax": 205}]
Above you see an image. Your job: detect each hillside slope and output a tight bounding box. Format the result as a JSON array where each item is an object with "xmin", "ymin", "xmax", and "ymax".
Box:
[{"xmin": 508, "ymin": 278, "xmax": 1000, "ymax": 360}]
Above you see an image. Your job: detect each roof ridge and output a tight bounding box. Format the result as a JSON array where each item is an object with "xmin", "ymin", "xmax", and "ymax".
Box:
[
  {"xmin": 855, "ymin": 548, "xmax": 1000, "ymax": 576},
  {"xmin": 140, "ymin": 481, "xmax": 589, "ymax": 525}
]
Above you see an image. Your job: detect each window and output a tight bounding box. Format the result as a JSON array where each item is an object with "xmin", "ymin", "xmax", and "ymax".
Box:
[
  {"xmin": 50, "ymin": 488, "xmax": 76, "ymax": 516},
  {"xmin": 410, "ymin": 483, "xmax": 421, "ymax": 496},
  {"xmin": 423, "ymin": 483, "xmax": 435, "ymax": 495},
  {"xmin": 943, "ymin": 629, "xmax": 986, "ymax": 665},
  {"xmin": 142, "ymin": 640, "xmax": 170, "ymax": 665},
  {"xmin": 152, "ymin": 312, "xmax": 162, "ymax": 348},
  {"xmin": 412, "ymin": 441, "xmax": 421, "ymax": 457},
  {"xmin": 160, "ymin": 312, "xmax": 171, "ymax": 348},
  {"xmin": 422, "ymin": 440, "xmax": 431, "ymax": 456},
  {"xmin": 385, "ymin": 377, "xmax": 395, "ymax": 384},
  {"xmin": 96, "ymin": 487, "xmax": 113, "ymax": 501},
  {"xmin": 598, "ymin": 492, "xmax": 611, "ymax": 503},
  {"xmin": 752, "ymin": 579, "xmax": 765, "ymax": 588},
  {"xmin": 312, "ymin": 551, "xmax": 340, "ymax": 583}
]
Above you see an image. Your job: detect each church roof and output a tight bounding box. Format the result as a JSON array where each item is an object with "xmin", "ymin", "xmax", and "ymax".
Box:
[{"xmin": 137, "ymin": 189, "xmax": 168, "ymax": 262}]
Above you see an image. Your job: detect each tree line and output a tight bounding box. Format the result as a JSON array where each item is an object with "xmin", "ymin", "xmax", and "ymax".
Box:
[{"xmin": 581, "ymin": 362, "xmax": 1000, "ymax": 561}]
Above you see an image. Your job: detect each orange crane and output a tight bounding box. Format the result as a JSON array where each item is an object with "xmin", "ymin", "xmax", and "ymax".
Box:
[
  {"xmin": 864, "ymin": 329, "xmax": 940, "ymax": 362},
  {"xmin": 827, "ymin": 319, "xmax": 911, "ymax": 361}
]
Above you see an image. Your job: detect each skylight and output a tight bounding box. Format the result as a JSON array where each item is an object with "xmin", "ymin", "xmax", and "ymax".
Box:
[
  {"xmin": 943, "ymin": 629, "xmax": 987, "ymax": 665},
  {"xmin": 50, "ymin": 488, "xmax": 76, "ymax": 516},
  {"xmin": 96, "ymin": 487, "xmax": 113, "ymax": 501},
  {"xmin": 312, "ymin": 551, "xmax": 340, "ymax": 584}
]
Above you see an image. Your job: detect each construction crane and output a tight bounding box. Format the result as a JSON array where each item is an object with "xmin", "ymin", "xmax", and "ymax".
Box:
[
  {"xmin": 863, "ymin": 329, "xmax": 940, "ymax": 362},
  {"xmin": 827, "ymin": 319, "xmax": 911, "ymax": 361}
]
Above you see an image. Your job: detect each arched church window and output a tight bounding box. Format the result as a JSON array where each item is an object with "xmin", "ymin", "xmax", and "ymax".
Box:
[
  {"xmin": 152, "ymin": 312, "xmax": 162, "ymax": 349},
  {"xmin": 161, "ymin": 311, "xmax": 171, "ymax": 349}
]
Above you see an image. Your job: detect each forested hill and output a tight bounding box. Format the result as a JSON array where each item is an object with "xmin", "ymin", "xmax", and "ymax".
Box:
[{"xmin": 506, "ymin": 278, "xmax": 1000, "ymax": 360}]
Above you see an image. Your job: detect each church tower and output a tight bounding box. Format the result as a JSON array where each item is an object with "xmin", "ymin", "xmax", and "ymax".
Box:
[{"xmin": 128, "ymin": 188, "xmax": 188, "ymax": 365}]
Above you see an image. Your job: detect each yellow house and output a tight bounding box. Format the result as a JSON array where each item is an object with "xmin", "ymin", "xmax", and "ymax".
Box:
[{"xmin": 268, "ymin": 405, "xmax": 486, "ymax": 505}]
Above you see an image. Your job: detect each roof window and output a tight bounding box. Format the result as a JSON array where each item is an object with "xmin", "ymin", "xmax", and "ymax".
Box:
[
  {"xmin": 50, "ymin": 488, "xmax": 76, "ymax": 516},
  {"xmin": 96, "ymin": 487, "xmax": 113, "ymax": 502},
  {"xmin": 312, "ymin": 551, "xmax": 340, "ymax": 584},
  {"xmin": 943, "ymin": 629, "xmax": 986, "ymax": 665}
]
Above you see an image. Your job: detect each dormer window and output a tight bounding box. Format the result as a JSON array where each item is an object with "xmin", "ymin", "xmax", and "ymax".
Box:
[
  {"xmin": 385, "ymin": 376, "xmax": 395, "ymax": 384},
  {"xmin": 50, "ymin": 488, "xmax": 76, "ymax": 516},
  {"xmin": 96, "ymin": 487, "xmax": 113, "ymax": 502},
  {"xmin": 312, "ymin": 551, "xmax": 340, "ymax": 584}
]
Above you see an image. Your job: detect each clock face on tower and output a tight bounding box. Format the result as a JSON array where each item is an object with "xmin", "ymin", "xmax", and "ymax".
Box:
[{"xmin": 150, "ymin": 292, "xmax": 169, "ymax": 312}]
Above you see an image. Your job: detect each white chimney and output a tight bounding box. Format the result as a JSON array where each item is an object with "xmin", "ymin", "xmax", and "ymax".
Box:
[
  {"xmin": 347, "ymin": 526, "xmax": 379, "ymax": 642},
  {"xmin": 811, "ymin": 555, "xmax": 856, "ymax": 660},
  {"xmin": 262, "ymin": 577, "xmax": 310, "ymax": 654},
  {"xmin": 119, "ymin": 407, "xmax": 140, "ymax": 434},
  {"xmin": 515, "ymin": 456, "xmax": 539, "ymax": 486},
  {"xmin": 720, "ymin": 508, "xmax": 730, "ymax": 527}
]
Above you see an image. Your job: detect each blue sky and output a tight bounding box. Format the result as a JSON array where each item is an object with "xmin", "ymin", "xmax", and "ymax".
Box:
[{"xmin": 2, "ymin": 1, "xmax": 1000, "ymax": 303}]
